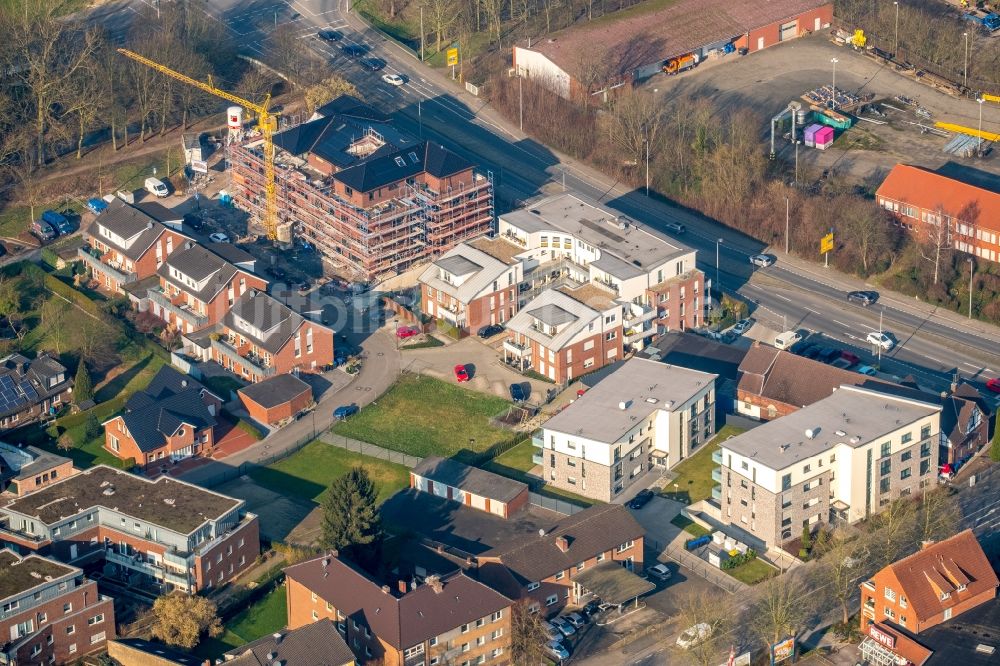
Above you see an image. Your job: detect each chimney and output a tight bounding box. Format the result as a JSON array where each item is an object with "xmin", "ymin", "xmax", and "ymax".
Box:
[
  {"xmin": 555, "ymin": 536, "xmax": 569, "ymax": 553},
  {"xmin": 399, "ymin": 579, "xmax": 408, "ymax": 594},
  {"xmin": 427, "ymin": 575, "xmax": 444, "ymax": 593},
  {"xmin": 381, "ymin": 585, "xmax": 391, "ymax": 594}
]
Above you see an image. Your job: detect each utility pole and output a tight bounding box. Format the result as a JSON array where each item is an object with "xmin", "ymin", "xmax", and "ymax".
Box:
[
  {"xmin": 785, "ymin": 197, "xmax": 790, "ymax": 254},
  {"xmin": 518, "ymin": 75, "xmax": 523, "ymax": 131},
  {"xmin": 968, "ymin": 257, "xmax": 975, "ymax": 318},
  {"xmin": 715, "ymin": 238, "xmax": 723, "ymax": 299},
  {"xmin": 419, "ymin": 6, "xmax": 425, "ymax": 62},
  {"xmin": 418, "ymin": 99, "xmax": 422, "ymax": 138},
  {"xmin": 893, "ymin": 1, "xmax": 899, "ymax": 56},
  {"xmin": 644, "ymin": 137, "xmax": 650, "ymax": 197},
  {"xmin": 794, "ymin": 140, "xmax": 799, "ymax": 184},
  {"xmin": 978, "ymin": 97, "xmax": 985, "ymax": 156},
  {"xmin": 830, "ymin": 58, "xmax": 839, "ymax": 110},
  {"xmin": 964, "ymin": 32, "xmax": 969, "ymax": 89}
]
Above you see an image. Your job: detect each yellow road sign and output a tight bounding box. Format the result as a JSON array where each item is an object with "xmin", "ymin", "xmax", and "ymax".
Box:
[
  {"xmin": 447, "ymin": 48, "xmax": 459, "ymax": 66},
  {"xmin": 820, "ymin": 232, "xmax": 834, "ymax": 254}
]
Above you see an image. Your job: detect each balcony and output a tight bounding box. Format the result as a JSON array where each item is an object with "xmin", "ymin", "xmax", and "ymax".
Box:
[
  {"xmin": 504, "ymin": 339, "xmax": 532, "ymax": 358},
  {"xmin": 148, "ymin": 287, "xmax": 209, "ymax": 329},
  {"xmin": 163, "ymin": 548, "xmax": 194, "ymax": 569},
  {"xmin": 532, "ymin": 433, "xmax": 543, "ymax": 448},
  {"xmin": 711, "ymin": 467, "xmax": 722, "ymax": 483},
  {"xmin": 78, "ymin": 246, "xmax": 137, "ymax": 285},
  {"xmin": 624, "ymin": 327, "xmax": 657, "ymax": 346},
  {"xmin": 712, "ymin": 449, "xmax": 723, "ymax": 464},
  {"xmin": 106, "ymin": 549, "xmax": 162, "ymax": 578},
  {"xmin": 711, "ymin": 484, "xmax": 722, "ymax": 501},
  {"xmin": 623, "ymin": 303, "xmax": 657, "ymax": 327},
  {"xmin": 211, "ymin": 338, "xmax": 276, "ymax": 378},
  {"xmin": 533, "ymin": 452, "xmax": 544, "ymax": 465}
]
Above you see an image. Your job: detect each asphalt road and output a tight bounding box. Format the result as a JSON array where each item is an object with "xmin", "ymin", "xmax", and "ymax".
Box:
[{"xmin": 100, "ymin": 0, "xmax": 1000, "ymax": 397}]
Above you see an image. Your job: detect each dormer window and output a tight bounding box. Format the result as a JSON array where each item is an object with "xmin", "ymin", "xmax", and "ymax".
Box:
[
  {"xmin": 956, "ymin": 584, "xmax": 967, "ymax": 593},
  {"xmin": 940, "ymin": 592, "xmax": 950, "ymax": 600},
  {"xmin": 394, "ymin": 157, "xmax": 406, "ymax": 167}
]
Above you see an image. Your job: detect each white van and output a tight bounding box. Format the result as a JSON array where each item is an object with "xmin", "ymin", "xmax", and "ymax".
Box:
[
  {"xmin": 144, "ymin": 177, "xmax": 169, "ymax": 198},
  {"xmin": 774, "ymin": 330, "xmax": 802, "ymax": 350}
]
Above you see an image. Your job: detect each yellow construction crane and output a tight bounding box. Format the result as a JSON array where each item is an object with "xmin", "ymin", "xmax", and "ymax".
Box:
[{"xmin": 117, "ymin": 48, "xmax": 279, "ymax": 240}]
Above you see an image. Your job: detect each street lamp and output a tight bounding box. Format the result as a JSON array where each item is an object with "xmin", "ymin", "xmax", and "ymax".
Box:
[
  {"xmin": 968, "ymin": 257, "xmax": 975, "ymax": 319},
  {"xmin": 715, "ymin": 238, "xmax": 723, "ymax": 302},
  {"xmin": 978, "ymin": 97, "xmax": 985, "ymax": 156},
  {"xmin": 785, "ymin": 197, "xmax": 791, "ymax": 254},
  {"xmin": 644, "ymin": 135, "xmax": 650, "ymax": 197},
  {"xmin": 830, "ymin": 58, "xmax": 839, "ymax": 110},
  {"xmin": 964, "ymin": 32, "xmax": 970, "ymax": 89},
  {"xmin": 894, "ymin": 1, "xmax": 900, "ymax": 56}
]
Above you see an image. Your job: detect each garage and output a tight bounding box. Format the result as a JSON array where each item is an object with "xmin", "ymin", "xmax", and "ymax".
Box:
[
  {"xmin": 409, "ymin": 456, "xmax": 530, "ymax": 519},
  {"xmin": 779, "ymin": 20, "xmax": 798, "ymax": 41}
]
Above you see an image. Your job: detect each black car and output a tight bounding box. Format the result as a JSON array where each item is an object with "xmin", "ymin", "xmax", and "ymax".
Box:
[
  {"xmin": 795, "ymin": 343, "xmax": 820, "ymax": 359},
  {"xmin": 628, "ymin": 489, "xmax": 655, "ymax": 510},
  {"xmin": 341, "ymin": 44, "xmax": 367, "ymax": 57},
  {"xmin": 817, "ymin": 347, "xmax": 841, "ymax": 363},
  {"xmin": 182, "ymin": 213, "xmax": 204, "ymax": 230},
  {"xmin": 360, "ymin": 57, "xmax": 385, "ymax": 71},
  {"xmin": 318, "ymin": 29, "xmax": 343, "ymax": 41},
  {"xmin": 847, "ymin": 290, "xmax": 879, "ymax": 306},
  {"xmin": 478, "ymin": 324, "xmax": 504, "ymax": 338},
  {"xmin": 509, "ymin": 383, "xmax": 527, "ymax": 402},
  {"xmin": 581, "ymin": 600, "xmax": 601, "ymax": 618}
]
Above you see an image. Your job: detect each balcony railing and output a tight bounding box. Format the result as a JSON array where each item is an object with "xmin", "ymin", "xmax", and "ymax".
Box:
[
  {"xmin": 712, "ymin": 449, "xmax": 723, "ymax": 464},
  {"xmin": 106, "ymin": 549, "xmax": 162, "ymax": 578},
  {"xmin": 624, "ymin": 327, "xmax": 657, "ymax": 345},
  {"xmin": 624, "ymin": 304, "xmax": 657, "ymax": 327},
  {"xmin": 532, "ymin": 452, "xmax": 543, "ymax": 465},
  {"xmin": 711, "ymin": 484, "xmax": 722, "ymax": 501},
  {"xmin": 148, "ymin": 287, "xmax": 209, "ymax": 329},
  {"xmin": 78, "ymin": 246, "xmax": 137, "ymax": 285},
  {"xmin": 211, "ymin": 338, "xmax": 276, "ymax": 378},
  {"xmin": 532, "ymin": 433, "xmax": 543, "ymax": 448},
  {"xmin": 711, "ymin": 468, "xmax": 722, "ymax": 483},
  {"xmin": 503, "ymin": 339, "xmax": 532, "ymax": 357}
]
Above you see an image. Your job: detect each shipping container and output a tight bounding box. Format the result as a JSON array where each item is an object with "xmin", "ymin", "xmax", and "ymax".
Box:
[
  {"xmin": 803, "ymin": 124, "xmax": 822, "ymax": 147},
  {"xmin": 814, "ymin": 126, "xmax": 835, "ymax": 150}
]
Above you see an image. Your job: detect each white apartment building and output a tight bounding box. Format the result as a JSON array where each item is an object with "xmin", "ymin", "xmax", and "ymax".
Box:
[
  {"xmin": 536, "ymin": 358, "xmax": 717, "ymax": 501},
  {"xmin": 717, "ymin": 385, "xmax": 942, "ymax": 549}
]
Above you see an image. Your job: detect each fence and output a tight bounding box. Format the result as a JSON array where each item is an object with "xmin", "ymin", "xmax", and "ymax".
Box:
[
  {"xmin": 648, "ymin": 536, "xmax": 746, "ymax": 594},
  {"xmin": 197, "ymin": 431, "xmax": 317, "ymax": 489},
  {"xmin": 320, "ymin": 432, "xmax": 422, "ymax": 468},
  {"xmin": 528, "ymin": 492, "xmax": 587, "ymax": 516}
]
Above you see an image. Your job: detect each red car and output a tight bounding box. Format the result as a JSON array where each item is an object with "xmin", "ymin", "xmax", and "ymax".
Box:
[
  {"xmin": 577, "ymin": 388, "xmax": 587, "ymax": 397},
  {"xmin": 987, "ymin": 378, "xmax": 1000, "ymax": 393},
  {"xmin": 840, "ymin": 351, "xmax": 861, "ymax": 366},
  {"xmin": 396, "ymin": 326, "xmax": 419, "ymax": 339},
  {"xmin": 454, "ymin": 364, "xmax": 469, "ymax": 382}
]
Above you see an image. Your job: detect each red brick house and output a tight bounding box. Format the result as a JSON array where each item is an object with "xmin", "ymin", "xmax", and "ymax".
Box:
[
  {"xmin": 237, "ymin": 374, "xmax": 313, "ymax": 426},
  {"xmin": 190, "ymin": 290, "xmax": 335, "ymax": 383},
  {"xmin": 102, "ymin": 366, "xmax": 222, "ymax": 466},
  {"xmin": 148, "ymin": 242, "xmax": 267, "ymax": 334},
  {"xmin": 476, "ymin": 504, "xmax": 645, "ymax": 615},
  {"xmin": 0, "ymin": 443, "xmax": 75, "ymax": 497},
  {"xmin": 939, "ymin": 385, "xmax": 989, "ymax": 468},
  {"xmin": 0, "ymin": 551, "xmax": 115, "ymax": 664},
  {"xmin": 860, "ymin": 529, "xmax": 999, "ymax": 634},
  {"xmin": 78, "ymin": 198, "xmax": 192, "ymax": 294},
  {"xmin": 0, "ymin": 353, "xmax": 73, "ymax": 432}
]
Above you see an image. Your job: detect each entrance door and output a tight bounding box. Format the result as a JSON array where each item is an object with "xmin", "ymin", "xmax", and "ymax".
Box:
[
  {"xmin": 779, "ymin": 21, "xmax": 797, "ymax": 41},
  {"xmin": 69, "ymin": 544, "xmax": 78, "ymax": 560},
  {"xmin": 757, "ymin": 36, "xmax": 765, "ymax": 50},
  {"xmin": 814, "ymin": 17, "xmax": 821, "ymax": 31}
]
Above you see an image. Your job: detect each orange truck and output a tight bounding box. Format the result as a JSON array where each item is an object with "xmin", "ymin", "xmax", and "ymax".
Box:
[{"xmin": 663, "ymin": 53, "xmax": 697, "ymax": 75}]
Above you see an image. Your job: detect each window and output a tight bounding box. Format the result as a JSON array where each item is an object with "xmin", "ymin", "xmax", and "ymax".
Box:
[
  {"xmin": 404, "ymin": 645, "xmax": 425, "ymax": 658},
  {"xmin": 461, "ymin": 624, "xmax": 470, "ymax": 634},
  {"xmin": 68, "ymin": 644, "xmax": 77, "ymax": 654},
  {"xmin": 596, "ymin": 553, "xmax": 605, "ymax": 562},
  {"xmin": 312, "ymin": 611, "xmax": 319, "ymax": 620},
  {"xmin": 617, "ymin": 540, "xmax": 634, "ymax": 552},
  {"xmin": 884, "ymin": 608, "xmax": 895, "ymax": 619},
  {"xmin": 803, "ymin": 464, "xmax": 811, "ymax": 473},
  {"xmin": 900, "ymin": 596, "xmax": 908, "ymax": 609},
  {"xmin": 880, "ymin": 478, "xmax": 890, "ymax": 494},
  {"xmin": 554, "ymin": 571, "xmax": 565, "ymax": 581},
  {"xmin": 576, "ymin": 562, "xmax": 585, "ymax": 572},
  {"xmin": 430, "ymin": 637, "xmax": 438, "ymax": 646},
  {"xmin": 901, "ymin": 450, "xmax": 912, "ymax": 461},
  {"xmin": 3, "ymin": 600, "xmax": 18, "ymax": 612},
  {"xmin": 884, "ymin": 587, "xmax": 896, "ymax": 602},
  {"xmin": 944, "ymin": 608, "xmax": 953, "ymax": 620},
  {"xmin": 921, "ymin": 425, "xmax": 931, "ymax": 440},
  {"xmin": 545, "ymin": 594, "xmax": 558, "ymax": 606},
  {"xmin": 492, "ymin": 611, "xmax": 503, "ymax": 622},
  {"xmin": 901, "ymin": 432, "xmax": 913, "ymax": 444},
  {"xmin": 880, "ymin": 460, "xmax": 891, "ymax": 476},
  {"xmin": 37, "ymin": 612, "xmax": 46, "ymax": 624},
  {"xmin": 65, "ymin": 626, "xmax": 75, "ymax": 635},
  {"xmin": 526, "ymin": 582, "xmax": 540, "ymax": 591},
  {"xmin": 461, "ymin": 643, "xmax": 470, "ymax": 653},
  {"xmin": 90, "ymin": 632, "xmax": 106, "ymax": 645},
  {"xmin": 920, "ymin": 460, "xmax": 931, "ymax": 475},
  {"xmin": 88, "ymin": 614, "xmax": 104, "ymax": 625},
  {"xmin": 782, "ymin": 474, "xmax": 792, "ymax": 491},
  {"xmin": 476, "ymin": 618, "xmax": 486, "ymax": 628},
  {"xmin": 880, "ymin": 442, "xmax": 891, "ymax": 458},
  {"xmin": 63, "ymin": 603, "xmax": 72, "ymax": 614},
  {"xmin": 900, "ymin": 468, "xmax": 912, "ymax": 480},
  {"xmin": 921, "ymin": 442, "xmax": 931, "ymax": 458}
]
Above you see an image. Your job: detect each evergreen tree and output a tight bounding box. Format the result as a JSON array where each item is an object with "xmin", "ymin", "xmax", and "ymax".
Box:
[
  {"xmin": 74, "ymin": 360, "xmax": 93, "ymax": 403},
  {"xmin": 321, "ymin": 467, "xmax": 382, "ymax": 565}
]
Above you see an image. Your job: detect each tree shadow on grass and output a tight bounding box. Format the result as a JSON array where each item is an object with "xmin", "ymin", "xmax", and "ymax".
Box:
[{"xmin": 93, "ymin": 352, "xmax": 154, "ymax": 402}]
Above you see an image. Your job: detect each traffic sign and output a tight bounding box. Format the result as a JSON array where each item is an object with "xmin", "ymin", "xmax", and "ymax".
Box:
[
  {"xmin": 820, "ymin": 232, "xmax": 834, "ymax": 254},
  {"xmin": 446, "ymin": 47, "xmax": 459, "ymax": 66}
]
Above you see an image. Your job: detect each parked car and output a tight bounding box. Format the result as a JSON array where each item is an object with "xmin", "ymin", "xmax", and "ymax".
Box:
[
  {"xmin": 42, "ymin": 210, "xmax": 73, "ymax": 235},
  {"xmin": 333, "ymin": 404, "xmax": 359, "ymax": 420},
  {"xmin": 541, "ymin": 621, "xmax": 562, "ymax": 642},
  {"xmin": 774, "ymin": 330, "xmax": 802, "ymax": 350},
  {"xmin": 628, "ymin": 489, "xmax": 655, "ymax": 510},
  {"xmin": 647, "ymin": 563, "xmax": 672, "ymax": 581},
  {"xmin": 454, "ymin": 364, "xmax": 469, "ymax": 382},
  {"xmin": 209, "ymin": 232, "xmax": 230, "ymax": 243},
  {"xmin": 847, "ymin": 290, "xmax": 879, "ymax": 306},
  {"xmin": 581, "ymin": 600, "xmax": 601, "ymax": 618},
  {"xmin": 550, "ymin": 617, "xmax": 576, "ymax": 638},
  {"xmin": 341, "ymin": 43, "xmax": 367, "ymax": 57},
  {"xmin": 478, "ymin": 324, "xmax": 504, "ymax": 338},
  {"xmin": 31, "ymin": 219, "xmax": 56, "ymax": 241},
  {"xmin": 509, "ymin": 383, "xmax": 527, "ymax": 402},
  {"xmin": 817, "ymin": 347, "xmax": 841, "ymax": 364},
  {"xmin": 565, "ymin": 612, "xmax": 587, "ymax": 629},
  {"xmin": 676, "ymin": 623, "xmax": 712, "ymax": 649},
  {"xmin": 795, "ymin": 343, "xmax": 820, "ymax": 359},
  {"xmin": 749, "ymin": 253, "xmax": 775, "ymax": 268},
  {"xmin": 318, "ymin": 29, "xmax": 342, "ymax": 41},
  {"xmin": 840, "ymin": 350, "xmax": 861, "ymax": 366},
  {"xmin": 182, "ymin": 212, "xmax": 204, "ymax": 230},
  {"xmin": 866, "ymin": 331, "xmax": 894, "ymax": 351},
  {"xmin": 731, "ymin": 318, "xmax": 753, "ymax": 336},
  {"xmin": 664, "ymin": 222, "xmax": 686, "ymax": 234},
  {"xmin": 987, "ymin": 378, "xmax": 1000, "ymax": 393},
  {"xmin": 857, "ymin": 365, "xmax": 878, "ymax": 376},
  {"xmin": 396, "ymin": 326, "xmax": 419, "ymax": 339},
  {"xmin": 360, "ymin": 57, "xmax": 385, "ymax": 71},
  {"xmin": 144, "ymin": 177, "xmax": 169, "ymax": 198},
  {"xmin": 382, "ymin": 73, "xmax": 404, "ymax": 86},
  {"xmin": 545, "ymin": 640, "xmax": 570, "ymax": 661},
  {"xmin": 86, "ymin": 197, "xmax": 108, "ymax": 215}
]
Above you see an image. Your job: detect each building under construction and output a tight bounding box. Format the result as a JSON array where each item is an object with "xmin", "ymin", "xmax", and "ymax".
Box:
[{"xmin": 229, "ymin": 96, "xmax": 494, "ymax": 283}]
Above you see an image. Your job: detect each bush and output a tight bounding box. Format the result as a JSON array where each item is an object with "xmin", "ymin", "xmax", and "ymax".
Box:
[
  {"xmin": 40, "ymin": 248, "xmax": 60, "ymax": 270},
  {"xmin": 84, "ymin": 413, "xmax": 101, "ymax": 440},
  {"xmin": 235, "ymin": 419, "xmax": 263, "ymax": 441},
  {"xmin": 721, "ymin": 548, "xmax": 757, "ymax": 570}
]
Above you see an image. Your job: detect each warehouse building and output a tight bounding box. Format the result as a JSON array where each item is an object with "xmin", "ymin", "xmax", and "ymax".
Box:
[{"xmin": 513, "ymin": 0, "xmax": 833, "ymax": 98}]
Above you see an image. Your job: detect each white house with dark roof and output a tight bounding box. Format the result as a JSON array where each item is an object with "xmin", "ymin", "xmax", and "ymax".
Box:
[{"xmin": 410, "ymin": 456, "xmax": 530, "ymax": 518}]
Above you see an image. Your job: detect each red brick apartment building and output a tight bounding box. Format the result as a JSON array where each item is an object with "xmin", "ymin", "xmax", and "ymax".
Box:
[
  {"xmin": 0, "ymin": 353, "xmax": 73, "ymax": 432},
  {"xmin": 876, "ymin": 165, "xmax": 1000, "ymax": 263},
  {"xmin": 0, "ymin": 550, "xmax": 115, "ymax": 665},
  {"xmin": 0, "ymin": 466, "xmax": 259, "ymax": 595},
  {"xmin": 477, "ymin": 504, "xmax": 645, "ymax": 615},
  {"xmin": 860, "ymin": 530, "xmax": 999, "ymax": 634},
  {"xmin": 0, "ymin": 443, "xmax": 75, "ymax": 498},
  {"xmin": 148, "ymin": 242, "xmax": 268, "ymax": 335},
  {"xmin": 285, "ymin": 553, "xmax": 512, "ymax": 666},
  {"xmin": 230, "ymin": 96, "xmax": 493, "ymax": 284},
  {"xmin": 185, "ymin": 290, "xmax": 335, "ymax": 382},
  {"xmin": 102, "ymin": 366, "xmax": 222, "ymax": 466},
  {"xmin": 78, "ymin": 198, "xmax": 192, "ymax": 294}
]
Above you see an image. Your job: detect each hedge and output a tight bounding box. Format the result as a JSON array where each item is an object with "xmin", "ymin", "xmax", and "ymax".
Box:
[
  {"xmin": 235, "ymin": 419, "xmax": 264, "ymax": 441},
  {"xmin": 39, "ymin": 248, "xmax": 60, "ymax": 270},
  {"xmin": 52, "ymin": 396, "xmax": 127, "ymax": 431}
]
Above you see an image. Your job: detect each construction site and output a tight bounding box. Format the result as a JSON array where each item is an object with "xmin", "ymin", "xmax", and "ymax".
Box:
[{"xmin": 229, "ymin": 97, "xmax": 495, "ymax": 285}]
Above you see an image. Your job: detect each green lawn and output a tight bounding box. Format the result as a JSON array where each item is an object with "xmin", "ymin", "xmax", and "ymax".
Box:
[
  {"xmin": 249, "ymin": 440, "xmax": 410, "ymax": 505},
  {"xmin": 194, "ymin": 585, "xmax": 287, "ymax": 658},
  {"xmin": 663, "ymin": 425, "xmax": 745, "ymax": 504},
  {"xmin": 671, "ymin": 514, "xmax": 710, "ymax": 538},
  {"xmin": 725, "ymin": 558, "xmax": 778, "ymax": 585},
  {"xmin": 482, "ymin": 438, "xmax": 597, "ymax": 508},
  {"xmin": 331, "ymin": 374, "xmax": 513, "ymax": 462}
]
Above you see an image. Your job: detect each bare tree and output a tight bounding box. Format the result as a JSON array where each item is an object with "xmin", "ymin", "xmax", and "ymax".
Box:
[
  {"xmin": 607, "ymin": 91, "xmax": 662, "ymax": 167},
  {"xmin": 574, "ymin": 46, "xmax": 613, "ymax": 101},
  {"xmin": 674, "ymin": 589, "xmax": 733, "ymax": 666},
  {"xmin": 423, "ymin": 0, "xmax": 459, "ymax": 53},
  {"xmin": 866, "ymin": 497, "xmax": 918, "ymax": 567},
  {"xmin": 915, "ymin": 487, "xmax": 961, "ymax": 545},
  {"xmin": 509, "ymin": 601, "xmax": 547, "ymax": 665},
  {"xmin": 841, "ymin": 196, "xmax": 892, "ymax": 274},
  {"xmin": 812, "ymin": 527, "xmax": 866, "ymax": 625},
  {"xmin": 918, "ymin": 206, "xmax": 951, "ymax": 286},
  {"xmin": 748, "ymin": 573, "xmax": 814, "ymax": 653}
]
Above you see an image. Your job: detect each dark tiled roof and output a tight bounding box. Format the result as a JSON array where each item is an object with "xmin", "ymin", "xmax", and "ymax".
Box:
[
  {"xmin": 0, "ymin": 353, "xmax": 72, "ymax": 420},
  {"xmin": 134, "ymin": 201, "xmax": 182, "ymax": 223},
  {"xmin": 143, "ymin": 365, "xmax": 210, "ymax": 401},
  {"xmin": 92, "ymin": 199, "xmax": 175, "ymax": 261},
  {"xmin": 412, "ymin": 456, "xmax": 528, "ymax": 504},
  {"xmin": 315, "ymin": 95, "xmax": 390, "ymax": 121},
  {"xmin": 121, "ymin": 388, "xmax": 216, "ymax": 453},
  {"xmin": 334, "ymin": 142, "xmax": 473, "ymax": 193},
  {"xmin": 486, "ymin": 504, "xmax": 644, "ymax": 583},
  {"xmin": 224, "ymin": 619, "xmax": 355, "ymax": 666},
  {"xmin": 225, "ymin": 290, "xmax": 308, "ymax": 355},
  {"xmin": 158, "ymin": 243, "xmax": 257, "ymax": 303},
  {"xmin": 284, "ymin": 555, "xmax": 511, "ymax": 649},
  {"xmin": 205, "ymin": 242, "xmax": 256, "ymax": 268},
  {"xmin": 238, "ymin": 374, "xmax": 312, "ymax": 409},
  {"xmin": 884, "ymin": 530, "xmax": 999, "ymax": 623}
]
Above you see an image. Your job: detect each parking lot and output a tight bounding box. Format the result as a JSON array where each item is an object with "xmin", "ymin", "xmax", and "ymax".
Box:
[{"xmin": 649, "ymin": 32, "xmax": 1000, "ymax": 187}]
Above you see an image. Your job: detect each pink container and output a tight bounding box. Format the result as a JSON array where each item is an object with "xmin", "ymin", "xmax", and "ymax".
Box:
[
  {"xmin": 814, "ymin": 126, "xmax": 834, "ymax": 145},
  {"xmin": 803, "ymin": 124, "xmax": 822, "ymax": 147}
]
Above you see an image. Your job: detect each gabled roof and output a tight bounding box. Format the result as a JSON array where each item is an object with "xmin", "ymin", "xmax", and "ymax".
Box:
[
  {"xmin": 238, "ymin": 373, "xmax": 312, "ymax": 409},
  {"xmin": 333, "ymin": 142, "xmax": 473, "ymax": 193},
  {"xmin": 284, "ymin": 554, "xmax": 511, "ymax": 650},
  {"xmin": 412, "ymin": 456, "xmax": 528, "ymax": 504},
  {"xmin": 876, "ymin": 164, "xmax": 1000, "ymax": 232},
  {"xmin": 134, "ymin": 201, "xmax": 182, "ymax": 224},
  {"xmin": 90, "ymin": 198, "xmax": 184, "ymax": 261},
  {"xmin": 485, "ymin": 504, "xmax": 644, "ymax": 583},
  {"xmin": 418, "ymin": 242, "xmax": 514, "ymax": 304},
  {"xmin": 158, "ymin": 243, "xmax": 259, "ymax": 303},
  {"xmin": 882, "ymin": 530, "xmax": 999, "ymax": 623},
  {"xmin": 120, "ymin": 388, "xmax": 216, "ymax": 453},
  {"xmin": 223, "ymin": 619, "xmax": 355, "ymax": 666},
  {"xmin": 0, "ymin": 353, "xmax": 72, "ymax": 420},
  {"xmin": 142, "ymin": 365, "xmax": 215, "ymax": 402},
  {"xmin": 940, "ymin": 392, "xmax": 982, "ymax": 444},
  {"xmin": 224, "ymin": 290, "xmax": 322, "ymax": 355}
]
